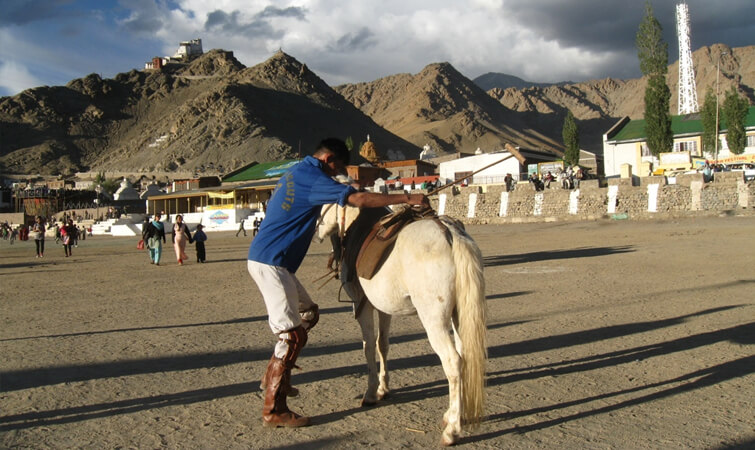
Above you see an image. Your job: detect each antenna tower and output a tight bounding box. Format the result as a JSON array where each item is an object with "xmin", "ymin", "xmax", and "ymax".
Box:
[{"xmin": 676, "ymin": 2, "xmax": 698, "ymax": 114}]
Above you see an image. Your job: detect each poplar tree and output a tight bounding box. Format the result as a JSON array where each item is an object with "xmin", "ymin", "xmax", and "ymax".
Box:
[
  {"xmin": 561, "ymin": 110, "xmax": 580, "ymax": 166},
  {"xmin": 636, "ymin": 1, "xmax": 673, "ymax": 156},
  {"xmin": 722, "ymin": 87, "xmax": 749, "ymax": 155},
  {"xmin": 700, "ymin": 90, "xmax": 718, "ymax": 154}
]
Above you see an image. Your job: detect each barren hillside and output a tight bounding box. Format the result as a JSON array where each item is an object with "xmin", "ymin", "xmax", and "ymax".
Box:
[
  {"xmin": 335, "ymin": 63, "xmax": 564, "ymax": 157},
  {"xmin": 336, "ymin": 44, "xmax": 753, "ymax": 156},
  {"xmin": 486, "ymin": 44, "xmax": 754, "ymax": 153},
  {"xmin": 0, "ymin": 51, "xmax": 419, "ymax": 175},
  {"xmin": 1, "ymin": 44, "xmax": 752, "ymax": 176}
]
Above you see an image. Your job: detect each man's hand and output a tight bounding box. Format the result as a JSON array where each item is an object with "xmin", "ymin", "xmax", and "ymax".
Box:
[{"xmin": 405, "ymin": 193, "xmax": 430, "ymax": 207}]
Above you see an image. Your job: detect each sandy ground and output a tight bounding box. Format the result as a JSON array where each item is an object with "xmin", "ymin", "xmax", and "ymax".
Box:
[{"xmin": 1, "ymin": 215, "xmax": 753, "ymax": 449}]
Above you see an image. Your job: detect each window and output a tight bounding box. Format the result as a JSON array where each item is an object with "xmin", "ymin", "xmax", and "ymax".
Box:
[
  {"xmin": 673, "ymin": 140, "xmax": 699, "ymax": 156},
  {"xmin": 747, "ymin": 134, "xmax": 755, "ymax": 148},
  {"xmin": 640, "ymin": 143, "xmax": 652, "ymax": 157}
]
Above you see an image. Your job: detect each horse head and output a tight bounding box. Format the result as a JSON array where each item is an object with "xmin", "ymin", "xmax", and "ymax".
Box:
[{"xmin": 315, "ymin": 203, "xmax": 361, "ymax": 243}]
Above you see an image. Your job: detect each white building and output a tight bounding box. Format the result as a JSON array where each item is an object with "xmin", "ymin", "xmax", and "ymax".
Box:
[
  {"xmin": 173, "ymin": 39, "xmax": 203, "ymax": 60},
  {"xmin": 439, "ymin": 152, "xmax": 521, "ymax": 185},
  {"xmin": 113, "ymin": 178, "xmax": 140, "ymax": 201}
]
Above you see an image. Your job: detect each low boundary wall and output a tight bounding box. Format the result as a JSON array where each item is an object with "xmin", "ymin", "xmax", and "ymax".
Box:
[{"xmin": 427, "ymin": 173, "xmax": 755, "ymax": 223}]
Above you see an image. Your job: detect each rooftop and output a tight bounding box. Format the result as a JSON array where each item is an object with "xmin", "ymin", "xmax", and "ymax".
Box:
[{"xmin": 609, "ymin": 106, "xmax": 755, "ymax": 143}]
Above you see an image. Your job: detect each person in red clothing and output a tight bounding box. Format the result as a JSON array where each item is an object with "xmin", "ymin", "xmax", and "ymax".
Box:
[{"xmin": 60, "ymin": 219, "xmax": 75, "ymax": 257}]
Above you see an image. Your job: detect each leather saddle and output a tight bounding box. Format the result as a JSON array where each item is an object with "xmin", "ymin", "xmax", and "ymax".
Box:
[{"xmin": 354, "ymin": 205, "xmax": 438, "ymax": 280}]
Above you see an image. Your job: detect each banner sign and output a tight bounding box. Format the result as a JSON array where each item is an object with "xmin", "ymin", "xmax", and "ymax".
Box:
[
  {"xmin": 714, "ymin": 153, "xmax": 755, "ymax": 164},
  {"xmin": 207, "ymin": 191, "xmax": 235, "ymax": 199},
  {"xmin": 659, "ymin": 151, "xmax": 691, "ymax": 168},
  {"xmin": 209, "ymin": 210, "xmax": 231, "ymax": 225}
]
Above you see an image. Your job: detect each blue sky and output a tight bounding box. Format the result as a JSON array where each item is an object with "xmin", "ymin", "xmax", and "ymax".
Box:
[{"xmin": 1, "ymin": 0, "xmax": 754, "ymax": 97}]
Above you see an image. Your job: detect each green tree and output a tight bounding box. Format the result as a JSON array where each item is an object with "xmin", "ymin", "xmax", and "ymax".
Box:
[
  {"xmin": 700, "ymin": 90, "xmax": 718, "ymax": 154},
  {"xmin": 93, "ymin": 172, "xmax": 119, "ymax": 195},
  {"xmin": 636, "ymin": 1, "xmax": 667, "ymax": 76},
  {"xmin": 636, "ymin": 1, "xmax": 673, "ymax": 156},
  {"xmin": 643, "ymin": 75, "xmax": 673, "ymax": 156},
  {"xmin": 561, "ymin": 110, "xmax": 580, "ymax": 166},
  {"xmin": 722, "ymin": 87, "xmax": 749, "ymax": 155}
]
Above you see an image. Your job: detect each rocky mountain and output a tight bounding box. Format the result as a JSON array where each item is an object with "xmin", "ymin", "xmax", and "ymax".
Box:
[
  {"xmin": 1, "ymin": 43, "xmax": 752, "ymax": 176},
  {"xmin": 334, "ymin": 63, "xmax": 565, "ymax": 157},
  {"xmin": 473, "ymin": 72, "xmax": 572, "ymax": 91},
  {"xmin": 485, "ymin": 44, "xmax": 755, "ymax": 153},
  {"xmin": 335, "ymin": 44, "xmax": 753, "ymax": 157},
  {"xmin": 0, "ymin": 50, "xmax": 419, "ymax": 175}
]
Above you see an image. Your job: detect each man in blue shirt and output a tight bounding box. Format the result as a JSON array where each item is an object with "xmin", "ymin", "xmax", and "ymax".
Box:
[{"xmin": 249, "ymin": 138, "xmax": 428, "ymax": 428}]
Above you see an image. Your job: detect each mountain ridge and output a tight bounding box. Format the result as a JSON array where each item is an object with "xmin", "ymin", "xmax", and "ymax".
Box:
[
  {"xmin": 0, "ymin": 50, "xmax": 420, "ymax": 175},
  {"xmin": 1, "ymin": 44, "xmax": 753, "ymax": 176}
]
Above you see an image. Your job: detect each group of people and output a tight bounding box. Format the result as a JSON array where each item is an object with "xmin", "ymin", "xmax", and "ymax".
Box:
[
  {"xmin": 141, "ymin": 213, "xmax": 207, "ymax": 266},
  {"xmin": 236, "ymin": 217, "xmax": 263, "ymax": 237},
  {"xmin": 528, "ymin": 166, "xmax": 585, "ymax": 191},
  {"xmin": 25, "ymin": 216, "xmax": 87, "ymax": 258},
  {"xmin": 1, "ymin": 222, "xmax": 19, "ymax": 244},
  {"xmin": 54, "ymin": 218, "xmax": 83, "ymax": 257}
]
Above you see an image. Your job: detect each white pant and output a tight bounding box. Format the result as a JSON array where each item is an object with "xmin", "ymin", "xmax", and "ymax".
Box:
[{"xmin": 247, "ymin": 260, "xmax": 316, "ymax": 335}]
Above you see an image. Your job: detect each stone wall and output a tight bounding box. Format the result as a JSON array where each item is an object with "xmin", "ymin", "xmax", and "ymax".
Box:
[{"xmin": 423, "ymin": 173, "xmax": 755, "ymax": 223}]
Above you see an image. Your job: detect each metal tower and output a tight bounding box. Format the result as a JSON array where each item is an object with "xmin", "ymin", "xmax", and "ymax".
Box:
[{"xmin": 676, "ymin": 2, "xmax": 698, "ymax": 114}]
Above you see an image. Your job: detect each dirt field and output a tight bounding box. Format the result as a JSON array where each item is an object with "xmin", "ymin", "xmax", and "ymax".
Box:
[{"xmin": 1, "ymin": 215, "xmax": 753, "ymax": 449}]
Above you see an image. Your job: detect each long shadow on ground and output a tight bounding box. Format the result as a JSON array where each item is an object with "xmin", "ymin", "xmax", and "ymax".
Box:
[{"xmin": 1, "ymin": 306, "xmax": 749, "ymax": 433}]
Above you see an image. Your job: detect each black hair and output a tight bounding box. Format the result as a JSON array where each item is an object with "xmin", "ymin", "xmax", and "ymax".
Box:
[{"xmin": 315, "ymin": 138, "xmax": 350, "ymax": 166}]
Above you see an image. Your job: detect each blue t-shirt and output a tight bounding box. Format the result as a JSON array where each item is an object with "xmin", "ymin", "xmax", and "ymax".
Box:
[{"xmin": 248, "ymin": 156, "xmax": 356, "ymax": 272}]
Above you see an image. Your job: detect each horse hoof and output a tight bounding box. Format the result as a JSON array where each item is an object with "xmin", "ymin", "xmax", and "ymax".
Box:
[
  {"xmin": 441, "ymin": 432, "xmax": 458, "ymax": 446},
  {"xmin": 378, "ymin": 391, "xmax": 390, "ymax": 400},
  {"xmin": 361, "ymin": 398, "xmax": 377, "ymax": 407}
]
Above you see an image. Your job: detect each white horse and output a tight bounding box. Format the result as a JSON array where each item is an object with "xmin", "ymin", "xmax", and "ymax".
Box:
[{"xmin": 317, "ymin": 205, "xmax": 487, "ymax": 446}]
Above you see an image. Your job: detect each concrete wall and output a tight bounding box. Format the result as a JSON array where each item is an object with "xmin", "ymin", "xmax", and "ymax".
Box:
[{"xmin": 428, "ymin": 173, "xmax": 754, "ymax": 223}]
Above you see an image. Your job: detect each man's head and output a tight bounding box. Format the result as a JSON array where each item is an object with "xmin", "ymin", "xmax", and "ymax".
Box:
[{"xmin": 313, "ymin": 138, "xmax": 350, "ymax": 176}]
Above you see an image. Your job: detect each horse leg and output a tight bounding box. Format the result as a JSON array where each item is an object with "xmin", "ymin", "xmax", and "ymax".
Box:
[
  {"xmin": 418, "ymin": 310, "xmax": 462, "ymax": 446},
  {"xmin": 376, "ymin": 310, "xmax": 392, "ymax": 400},
  {"xmin": 356, "ymin": 300, "xmax": 380, "ymax": 407}
]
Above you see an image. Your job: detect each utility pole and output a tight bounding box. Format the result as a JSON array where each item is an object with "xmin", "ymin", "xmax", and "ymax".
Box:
[{"xmin": 714, "ymin": 51, "xmax": 728, "ymax": 162}]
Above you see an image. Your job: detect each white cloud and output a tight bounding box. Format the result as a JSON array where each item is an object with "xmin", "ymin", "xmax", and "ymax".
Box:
[
  {"xmin": 0, "ymin": 60, "xmax": 44, "ymax": 95},
  {"xmin": 143, "ymin": 0, "xmax": 636, "ymax": 84},
  {"xmin": 2, "ymin": 0, "xmax": 749, "ymax": 93}
]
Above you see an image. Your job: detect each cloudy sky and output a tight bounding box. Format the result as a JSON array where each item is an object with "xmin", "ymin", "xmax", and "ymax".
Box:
[{"xmin": 1, "ymin": 0, "xmax": 753, "ymax": 97}]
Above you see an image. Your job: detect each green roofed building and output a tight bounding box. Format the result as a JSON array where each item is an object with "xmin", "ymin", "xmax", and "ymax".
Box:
[
  {"xmin": 145, "ymin": 159, "xmax": 302, "ymax": 231},
  {"xmin": 603, "ymin": 106, "xmax": 755, "ymax": 178},
  {"xmin": 222, "ymin": 159, "xmax": 301, "ymax": 182}
]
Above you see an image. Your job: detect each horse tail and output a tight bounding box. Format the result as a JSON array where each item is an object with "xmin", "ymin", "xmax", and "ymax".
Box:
[{"xmin": 446, "ymin": 219, "xmax": 487, "ymax": 426}]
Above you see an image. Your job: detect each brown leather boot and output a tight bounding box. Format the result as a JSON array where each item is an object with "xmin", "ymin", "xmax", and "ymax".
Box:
[
  {"xmin": 262, "ymin": 358, "xmax": 310, "ymax": 428},
  {"xmin": 260, "ymin": 356, "xmax": 299, "ymax": 397}
]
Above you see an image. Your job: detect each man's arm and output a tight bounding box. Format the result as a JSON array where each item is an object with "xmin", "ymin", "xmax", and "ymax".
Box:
[{"xmin": 347, "ymin": 191, "xmax": 429, "ymax": 208}]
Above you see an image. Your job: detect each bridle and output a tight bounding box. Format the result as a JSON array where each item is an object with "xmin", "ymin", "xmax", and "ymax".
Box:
[{"xmin": 314, "ymin": 204, "xmax": 348, "ymax": 289}]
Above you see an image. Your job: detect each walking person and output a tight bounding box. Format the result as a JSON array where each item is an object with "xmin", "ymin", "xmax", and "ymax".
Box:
[
  {"xmin": 32, "ymin": 216, "xmax": 46, "ymax": 258},
  {"xmin": 247, "ymin": 138, "xmax": 428, "ymax": 428},
  {"xmin": 252, "ymin": 217, "xmax": 261, "ymax": 237},
  {"xmin": 71, "ymin": 221, "xmax": 79, "ymax": 248},
  {"xmin": 144, "ymin": 213, "xmax": 166, "ymax": 265},
  {"xmin": 236, "ymin": 218, "xmax": 247, "ymax": 237},
  {"xmin": 61, "ymin": 219, "xmax": 75, "ymax": 257},
  {"xmin": 193, "ymin": 224, "xmax": 207, "ymax": 263},
  {"xmin": 172, "ymin": 214, "xmax": 191, "ymax": 265}
]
